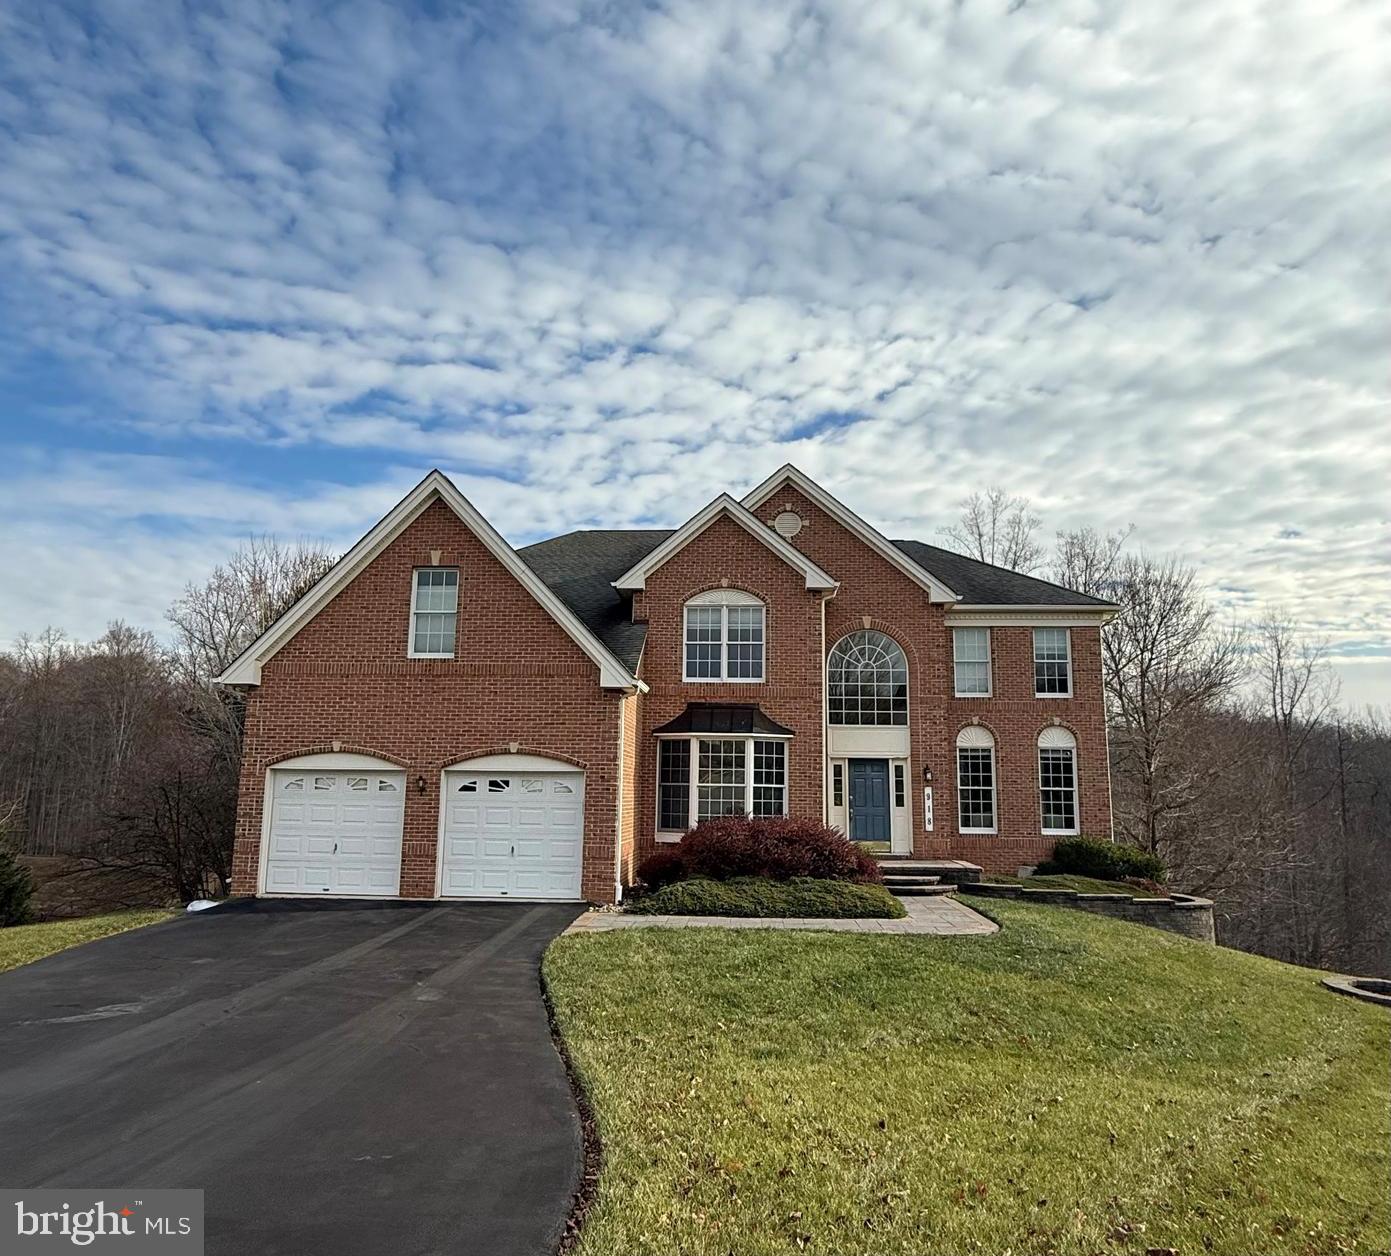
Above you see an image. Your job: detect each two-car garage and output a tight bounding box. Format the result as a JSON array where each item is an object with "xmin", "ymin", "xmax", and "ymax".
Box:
[{"xmin": 261, "ymin": 754, "xmax": 585, "ymax": 901}]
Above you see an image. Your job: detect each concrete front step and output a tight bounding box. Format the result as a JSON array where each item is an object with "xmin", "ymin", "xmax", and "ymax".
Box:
[
  {"xmin": 890, "ymin": 883, "xmax": 959, "ymax": 896},
  {"xmin": 877, "ymin": 858, "xmax": 983, "ymax": 883},
  {"xmin": 882, "ymin": 874, "xmax": 943, "ymax": 887}
]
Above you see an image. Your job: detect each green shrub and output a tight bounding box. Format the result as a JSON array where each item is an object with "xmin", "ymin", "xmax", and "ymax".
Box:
[
  {"xmin": 0, "ymin": 838, "xmax": 35, "ymax": 928},
  {"xmin": 631, "ymin": 876, "xmax": 906, "ymax": 919},
  {"xmin": 1038, "ymin": 836, "xmax": 1166, "ymax": 883}
]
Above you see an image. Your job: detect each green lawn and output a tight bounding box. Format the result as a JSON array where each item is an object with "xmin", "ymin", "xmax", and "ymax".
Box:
[
  {"xmin": 545, "ymin": 900, "xmax": 1390, "ymax": 1256},
  {"xmin": 981, "ymin": 872, "xmax": 1166, "ymax": 898},
  {"xmin": 0, "ymin": 909, "xmax": 176, "ymax": 975}
]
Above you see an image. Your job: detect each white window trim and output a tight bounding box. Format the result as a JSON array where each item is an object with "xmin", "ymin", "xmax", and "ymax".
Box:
[
  {"xmin": 655, "ymin": 734, "xmax": 790, "ymax": 838},
  {"xmin": 1038, "ymin": 732, "xmax": 1080, "ymax": 835},
  {"xmin": 408, "ymin": 567, "xmax": 459, "ymax": 659},
  {"xmin": 1033, "ymin": 627, "xmax": 1073, "ymax": 698},
  {"xmin": 682, "ymin": 592, "xmax": 767, "ymax": 683},
  {"xmin": 952, "ymin": 627, "xmax": 992, "ymax": 698},
  {"xmin": 955, "ymin": 727, "xmax": 998, "ymax": 835}
]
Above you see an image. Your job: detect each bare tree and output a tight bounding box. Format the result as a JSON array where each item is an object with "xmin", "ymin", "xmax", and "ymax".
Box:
[
  {"xmin": 940, "ymin": 487, "xmax": 1045, "ymax": 573},
  {"xmin": 0, "ymin": 537, "xmax": 335, "ymax": 901},
  {"xmin": 167, "ymin": 536, "xmax": 337, "ymax": 686},
  {"xmin": 1100, "ymin": 553, "xmax": 1245, "ymax": 859},
  {"xmin": 1053, "ymin": 525, "xmax": 1133, "ymax": 598},
  {"xmin": 166, "ymin": 536, "xmax": 336, "ymax": 773}
]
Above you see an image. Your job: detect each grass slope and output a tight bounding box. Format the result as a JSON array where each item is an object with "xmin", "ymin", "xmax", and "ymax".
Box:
[
  {"xmin": 545, "ymin": 900, "xmax": 1390, "ymax": 1256},
  {"xmin": 0, "ymin": 909, "xmax": 175, "ymax": 975}
]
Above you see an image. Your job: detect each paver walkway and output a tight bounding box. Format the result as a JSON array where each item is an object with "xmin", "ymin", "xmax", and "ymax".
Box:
[{"xmin": 563, "ymin": 893, "xmax": 997, "ymax": 936}]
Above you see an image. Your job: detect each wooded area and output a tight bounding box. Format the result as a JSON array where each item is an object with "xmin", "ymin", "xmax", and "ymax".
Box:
[
  {"xmin": 1, "ymin": 503, "xmax": 1386, "ymax": 976},
  {"xmin": 0, "ymin": 539, "xmax": 334, "ymax": 905}
]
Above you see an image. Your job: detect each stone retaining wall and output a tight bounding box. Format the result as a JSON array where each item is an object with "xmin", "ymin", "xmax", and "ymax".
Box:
[{"xmin": 958, "ymin": 883, "xmax": 1216, "ymax": 943}]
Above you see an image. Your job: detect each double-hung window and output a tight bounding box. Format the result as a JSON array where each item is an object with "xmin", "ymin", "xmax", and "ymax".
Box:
[
  {"xmin": 656, "ymin": 737, "xmax": 788, "ymax": 833},
  {"xmin": 953, "ymin": 628, "xmax": 991, "ymax": 696},
  {"xmin": 1033, "ymin": 627, "xmax": 1071, "ymax": 696},
  {"xmin": 684, "ymin": 591, "xmax": 765, "ymax": 681},
  {"xmin": 955, "ymin": 727, "xmax": 997, "ymax": 833},
  {"xmin": 410, "ymin": 568, "xmax": 459, "ymax": 657},
  {"xmin": 1038, "ymin": 728, "xmax": 1079, "ymax": 834}
]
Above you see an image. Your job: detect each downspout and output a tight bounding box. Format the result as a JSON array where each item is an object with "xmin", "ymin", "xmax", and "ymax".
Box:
[
  {"xmin": 614, "ymin": 691, "xmax": 629, "ymax": 903},
  {"xmin": 1099, "ymin": 615, "xmax": 1117, "ymax": 843},
  {"xmin": 820, "ymin": 587, "xmax": 838, "ymax": 824}
]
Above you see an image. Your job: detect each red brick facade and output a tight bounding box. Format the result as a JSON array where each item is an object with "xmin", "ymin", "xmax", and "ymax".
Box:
[
  {"xmin": 231, "ymin": 499, "xmax": 624, "ymax": 903},
  {"xmin": 742, "ymin": 485, "xmax": 1112, "ymax": 874},
  {"xmin": 230, "ymin": 473, "xmax": 1113, "ymax": 902}
]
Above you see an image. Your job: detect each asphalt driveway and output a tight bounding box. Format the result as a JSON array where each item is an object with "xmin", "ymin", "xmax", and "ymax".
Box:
[{"xmin": 0, "ymin": 899, "xmax": 586, "ymax": 1255}]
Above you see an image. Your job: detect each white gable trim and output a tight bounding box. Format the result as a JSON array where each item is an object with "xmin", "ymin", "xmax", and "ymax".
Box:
[
  {"xmin": 741, "ymin": 465, "xmax": 959, "ymax": 603},
  {"xmin": 612, "ymin": 494, "xmax": 838, "ymax": 592},
  {"xmin": 217, "ymin": 470, "xmax": 645, "ymax": 691}
]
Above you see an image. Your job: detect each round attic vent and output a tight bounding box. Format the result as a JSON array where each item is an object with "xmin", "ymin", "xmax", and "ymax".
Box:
[{"xmin": 773, "ymin": 511, "xmax": 803, "ymax": 539}]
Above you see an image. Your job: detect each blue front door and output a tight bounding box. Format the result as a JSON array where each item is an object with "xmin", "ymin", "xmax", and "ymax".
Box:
[{"xmin": 848, "ymin": 759, "xmax": 891, "ymax": 844}]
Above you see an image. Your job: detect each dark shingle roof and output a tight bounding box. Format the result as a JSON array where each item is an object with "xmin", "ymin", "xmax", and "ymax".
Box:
[
  {"xmin": 517, "ymin": 529, "xmax": 673, "ymax": 672},
  {"xmin": 517, "ymin": 527, "xmax": 1111, "ymax": 674},
  {"xmin": 889, "ymin": 540, "xmax": 1115, "ymax": 608}
]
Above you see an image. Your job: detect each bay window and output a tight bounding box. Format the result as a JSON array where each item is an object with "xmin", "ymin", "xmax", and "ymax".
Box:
[{"xmin": 656, "ymin": 737, "xmax": 788, "ymax": 833}]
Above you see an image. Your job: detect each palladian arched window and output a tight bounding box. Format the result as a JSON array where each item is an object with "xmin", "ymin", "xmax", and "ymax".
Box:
[{"xmin": 828, "ymin": 631, "xmax": 908, "ymax": 725}]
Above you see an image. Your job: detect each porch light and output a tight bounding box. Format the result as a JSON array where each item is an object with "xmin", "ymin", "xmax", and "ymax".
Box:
[
  {"xmin": 415, "ymin": 775, "xmax": 427, "ymax": 795},
  {"xmin": 922, "ymin": 766, "xmax": 933, "ymax": 783}
]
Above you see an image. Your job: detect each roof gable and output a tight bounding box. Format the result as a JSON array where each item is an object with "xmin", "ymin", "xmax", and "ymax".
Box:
[
  {"xmin": 611, "ymin": 494, "xmax": 838, "ymax": 592},
  {"xmin": 742, "ymin": 465, "xmax": 959, "ymax": 603},
  {"xmin": 216, "ymin": 470, "xmax": 644, "ymax": 690}
]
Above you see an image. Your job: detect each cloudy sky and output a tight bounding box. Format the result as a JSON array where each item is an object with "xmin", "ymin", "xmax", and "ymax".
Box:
[{"xmin": 1, "ymin": 0, "xmax": 1387, "ymax": 705}]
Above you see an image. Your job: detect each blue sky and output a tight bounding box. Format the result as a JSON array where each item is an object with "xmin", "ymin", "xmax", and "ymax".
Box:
[{"xmin": 1, "ymin": 0, "xmax": 1388, "ymax": 706}]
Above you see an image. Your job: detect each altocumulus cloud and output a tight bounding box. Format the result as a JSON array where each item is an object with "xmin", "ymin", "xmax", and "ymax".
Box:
[{"xmin": 0, "ymin": 0, "xmax": 1387, "ymax": 700}]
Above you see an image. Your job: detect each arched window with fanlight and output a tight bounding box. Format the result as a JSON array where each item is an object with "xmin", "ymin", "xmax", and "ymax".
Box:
[
  {"xmin": 684, "ymin": 589, "xmax": 765, "ymax": 681},
  {"xmin": 1038, "ymin": 727, "xmax": 1079, "ymax": 834},
  {"xmin": 956, "ymin": 725, "xmax": 997, "ymax": 833},
  {"xmin": 827, "ymin": 630, "xmax": 908, "ymax": 725}
]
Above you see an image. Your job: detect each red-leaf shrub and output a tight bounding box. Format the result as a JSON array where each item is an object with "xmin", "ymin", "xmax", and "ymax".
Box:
[
  {"xmin": 635, "ymin": 816, "xmax": 882, "ymax": 887},
  {"xmin": 634, "ymin": 845, "xmax": 686, "ymax": 890}
]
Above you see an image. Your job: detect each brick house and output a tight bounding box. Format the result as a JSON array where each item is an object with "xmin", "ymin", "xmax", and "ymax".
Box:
[{"xmin": 219, "ymin": 466, "xmax": 1116, "ymax": 903}]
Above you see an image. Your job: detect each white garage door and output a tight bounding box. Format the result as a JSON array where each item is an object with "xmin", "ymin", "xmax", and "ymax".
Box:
[
  {"xmin": 264, "ymin": 770, "xmax": 405, "ymax": 896},
  {"xmin": 440, "ymin": 772, "xmax": 584, "ymax": 900}
]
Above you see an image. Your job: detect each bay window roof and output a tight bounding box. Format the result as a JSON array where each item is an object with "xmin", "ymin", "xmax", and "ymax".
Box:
[{"xmin": 653, "ymin": 703, "xmax": 794, "ymax": 738}]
